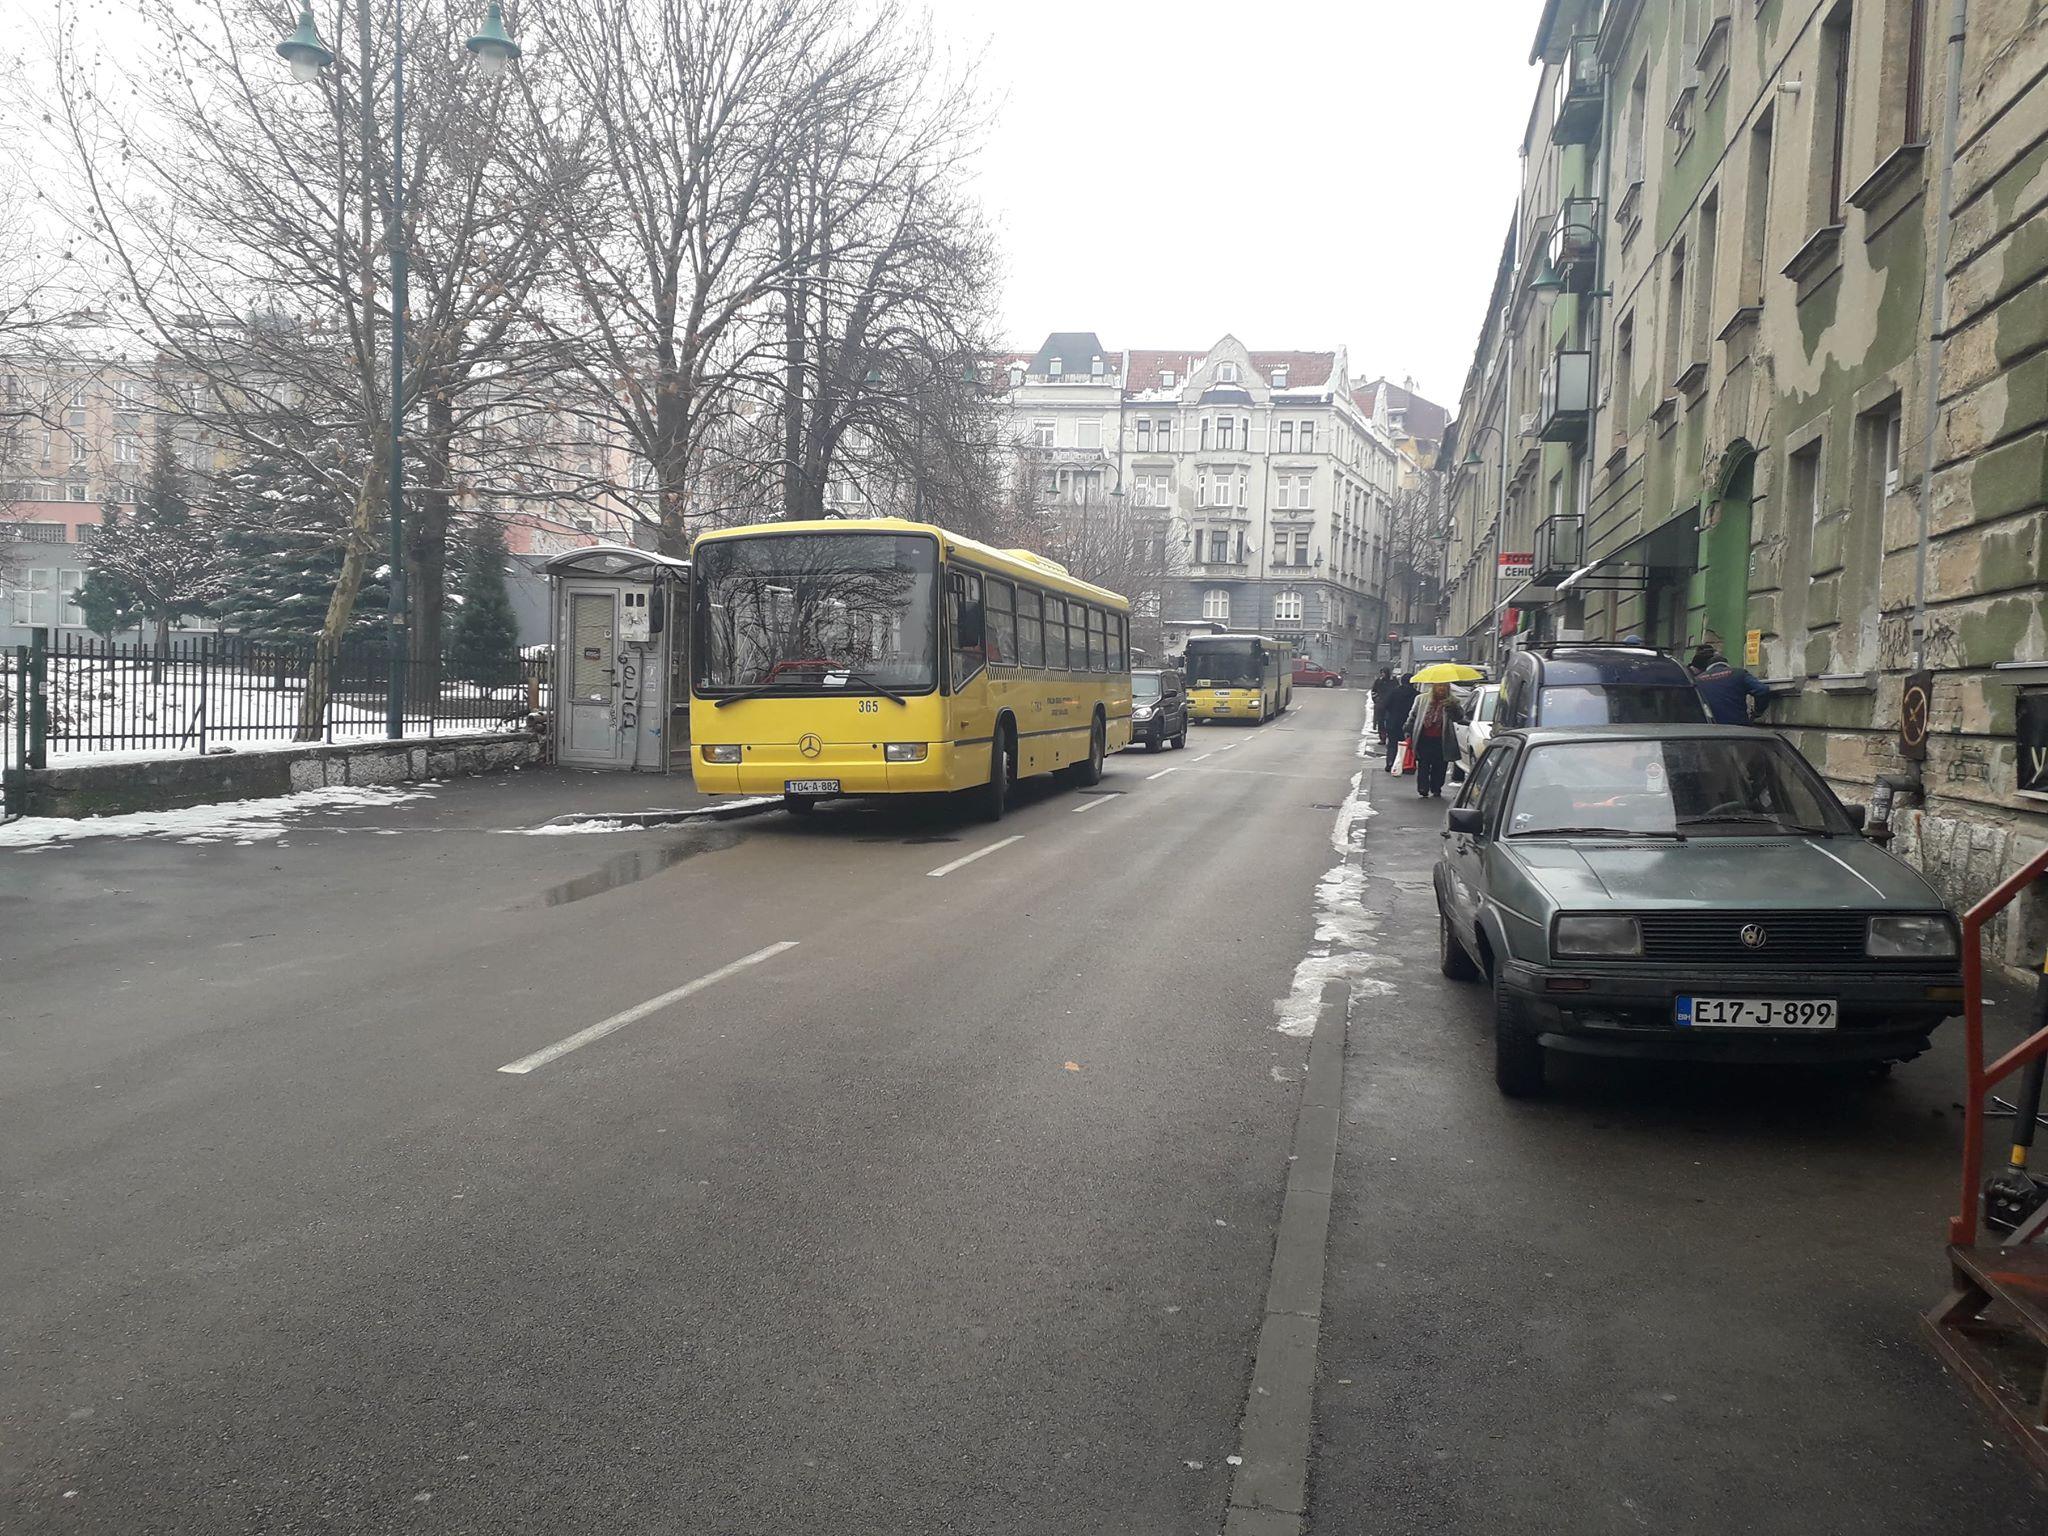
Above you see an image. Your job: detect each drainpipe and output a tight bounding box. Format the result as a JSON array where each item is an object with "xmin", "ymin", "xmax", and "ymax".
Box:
[{"xmin": 1905, "ymin": 0, "xmax": 1968, "ymax": 807}]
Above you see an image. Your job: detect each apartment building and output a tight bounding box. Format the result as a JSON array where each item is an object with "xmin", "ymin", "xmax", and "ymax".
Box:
[
  {"xmin": 1000, "ymin": 332, "xmax": 1413, "ymax": 670},
  {"xmin": 1441, "ymin": 0, "xmax": 2048, "ymax": 960}
]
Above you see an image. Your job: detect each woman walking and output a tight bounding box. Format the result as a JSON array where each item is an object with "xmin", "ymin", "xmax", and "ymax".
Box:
[{"xmin": 1404, "ymin": 681, "xmax": 1465, "ymax": 799}]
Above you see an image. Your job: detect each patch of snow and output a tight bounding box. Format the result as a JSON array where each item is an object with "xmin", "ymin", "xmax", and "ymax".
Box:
[
  {"xmin": 520, "ymin": 818, "xmax": 639, "ymax": 836},
  {"xmin": 0, "ymin": 784, "xmax": 433, "ymax": 849}
]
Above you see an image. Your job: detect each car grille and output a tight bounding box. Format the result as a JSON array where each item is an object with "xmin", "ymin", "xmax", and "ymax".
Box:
[{"xmin": 1634, "ymin": 911, "xmax": 1878, "ymax": 967}]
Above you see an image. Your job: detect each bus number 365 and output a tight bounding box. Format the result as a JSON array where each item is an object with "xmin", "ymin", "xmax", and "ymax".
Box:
[{"xmin": 857, "ymin": 699, "xmax": 880, "ymax": 713}]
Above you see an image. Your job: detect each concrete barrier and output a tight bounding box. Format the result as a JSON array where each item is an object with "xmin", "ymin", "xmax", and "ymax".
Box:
[{"xmin": 18, "ymin": 733, "xmax": 544, "ymax": 818}]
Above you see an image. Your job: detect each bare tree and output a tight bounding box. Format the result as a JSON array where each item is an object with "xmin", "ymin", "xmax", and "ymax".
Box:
[
  {"xmin": 1385, "ymin": 473, "xmax": 1448, "ymax": 635},
  {"xmin": 47, "ymin": 0, "xmax": 561, "ymax": 733}
]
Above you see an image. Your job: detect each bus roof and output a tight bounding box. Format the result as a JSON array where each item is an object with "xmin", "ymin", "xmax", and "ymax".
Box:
[
  {"xmin": 693, "ymin": 516, "xmax": 1129, "ymax": 609},
  {"xmin": 1185, "ymin": 631, "xmax": 1287, "ymax": 645}
]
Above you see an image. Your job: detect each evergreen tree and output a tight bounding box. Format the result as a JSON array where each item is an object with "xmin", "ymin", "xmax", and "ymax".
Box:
[
  {"xmin": 86, "ymin": 450, "xmax": 230, "ymax": 649},
  {"xmin": 75, "ymin": 518, "xmax": 145, "ymax": 637},
  {"xmin": 444, "ymin": 516, "xmax": 519, "ymax": 687},
  {"xmin": 210, "ymin": 443, "xmax": 390, "ymax": 650}
]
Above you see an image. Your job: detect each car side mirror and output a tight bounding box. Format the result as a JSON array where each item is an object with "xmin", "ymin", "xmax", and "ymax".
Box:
[
  {"xmin": 1446, "ymin": 807, "xmax": 1483, "ymax": 836},
  {"xmin": 1842, "ymin": 802, "xmax": 1868, "ymax": 831}
]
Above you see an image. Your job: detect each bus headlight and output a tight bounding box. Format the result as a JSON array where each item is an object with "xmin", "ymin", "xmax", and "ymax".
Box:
[
  {"xmin": 884, "ymin": 742, "xmax": 929, "ymax": 762},
  {"xmin": 701, "ymin": 744, "xmax": 742, "ymax": 764}
]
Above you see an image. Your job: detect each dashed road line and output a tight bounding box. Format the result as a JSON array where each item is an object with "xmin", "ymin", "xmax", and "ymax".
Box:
[
  {"xmin": 1146, "ymin": 766, "xmax": 1182, "ymax": 781},
  {"xmin": 497, "ymin": 941, "xmax": 800, "ymax": 1075},
  {"xmin": 926, "ymin": 834, "xmax": 1024, "ymax": 877}
]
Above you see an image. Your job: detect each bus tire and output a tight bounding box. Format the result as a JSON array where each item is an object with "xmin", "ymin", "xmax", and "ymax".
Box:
[
  {"xmin": 1073, "ymin": 713, "xmax": 1105, "ymax": 787},
  {"xmin": 978, "ymin": 729, "xmax": 1012, "ymax": 822}
]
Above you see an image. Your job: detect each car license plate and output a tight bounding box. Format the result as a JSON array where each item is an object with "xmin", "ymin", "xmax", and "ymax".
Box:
[
  {"xmin": 784, "ymin": 779, "xmax": 839, "ymax": 795},
  {"xmin": 1676, "ymin": 996, "xmax": 1838, "ymax": 1030}
]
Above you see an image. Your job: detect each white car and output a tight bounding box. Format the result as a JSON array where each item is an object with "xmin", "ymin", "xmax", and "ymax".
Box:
[{"xmin": 1455, "ymin": 684, "xmax": 1500, "ymax": 774}]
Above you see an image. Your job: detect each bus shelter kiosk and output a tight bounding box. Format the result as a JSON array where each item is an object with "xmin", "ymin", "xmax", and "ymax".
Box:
[{"xmin": 544, "ymin": 544, "xmax": 690, "ymax": 772}]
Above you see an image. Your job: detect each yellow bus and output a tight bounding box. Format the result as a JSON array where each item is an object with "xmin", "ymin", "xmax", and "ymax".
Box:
[
  {"xmin": 689, "ymin": 517, "xmax": 1132, "ymax": 819},
  {"xmin": 1184, "ymin": 632, "xmax": 1293, "ymax": 723}
]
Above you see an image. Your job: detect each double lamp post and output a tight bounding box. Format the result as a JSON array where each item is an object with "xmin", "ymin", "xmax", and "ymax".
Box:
[{"xmin": 274, "ymin": 2, "xmax": 522, "ymax": 738}]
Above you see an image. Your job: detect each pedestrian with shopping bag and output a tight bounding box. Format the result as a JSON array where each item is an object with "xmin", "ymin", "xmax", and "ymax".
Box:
[{"xmin": 1380, "ymin": 673, "xmax": 1418, "ymax": 773}]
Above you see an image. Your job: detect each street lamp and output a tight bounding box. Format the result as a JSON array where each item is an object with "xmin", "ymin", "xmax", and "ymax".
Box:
[{"xmin": 278, "ymin": 1, "xmax": 521, "ymax": 739}]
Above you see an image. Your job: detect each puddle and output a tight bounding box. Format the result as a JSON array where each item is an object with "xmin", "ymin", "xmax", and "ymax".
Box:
[{"xmin": 539, "ymin": 831, "xmax": 736, "ymax": 906}]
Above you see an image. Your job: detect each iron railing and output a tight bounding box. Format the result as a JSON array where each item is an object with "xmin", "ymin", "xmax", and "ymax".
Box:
[{"xmin": 11, "ymin": 631, "xmax": 552, "ymax": 768}]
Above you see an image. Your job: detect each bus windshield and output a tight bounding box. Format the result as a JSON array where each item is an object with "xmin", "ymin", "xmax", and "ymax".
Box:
[
  {"xmin": 694, "ymin": 532, "xmax": 940, "ymax": 693},
  {"xmin": 1186, "ymin": 641, "xmax": 1262, "ymax": 688}
]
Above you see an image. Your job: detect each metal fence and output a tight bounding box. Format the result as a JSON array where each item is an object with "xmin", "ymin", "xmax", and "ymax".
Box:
[{"xmin": 1, "ymin": 632, "xmax": 552, "ymax": 818}]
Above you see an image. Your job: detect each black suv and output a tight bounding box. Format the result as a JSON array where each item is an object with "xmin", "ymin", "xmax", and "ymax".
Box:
[
  {"xmin": 1494, "ymin": 645, "xmax": 1707, "ymax": 729},
  {"xmin": 1129, "ymin": 669, "xmax": 1189, "ymax": 751}
]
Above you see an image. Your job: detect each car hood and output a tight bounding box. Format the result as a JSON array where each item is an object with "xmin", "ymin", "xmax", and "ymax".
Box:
[{"xmin": 1505, "ymin": 835, "xmax": 1943, "ymax": 910}]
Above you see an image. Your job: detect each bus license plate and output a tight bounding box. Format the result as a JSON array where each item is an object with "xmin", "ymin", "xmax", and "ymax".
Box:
[
  {"xmin": 1676, "ymin": 996, "xmax": 1837, "ymax": 1030},
  {"xmin": 784, "ymin": 779, "xmax": 839, "ymax": 795}
]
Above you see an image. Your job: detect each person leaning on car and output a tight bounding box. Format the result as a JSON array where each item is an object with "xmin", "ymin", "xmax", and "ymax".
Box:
[{"xmin": 1689, "ymin": 643, "xmax": 1773, "ymax": 725}]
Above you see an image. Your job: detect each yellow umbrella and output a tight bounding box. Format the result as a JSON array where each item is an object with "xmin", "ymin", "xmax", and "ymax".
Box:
[{"xmin": 1410, "ymin": 663, "xmax": 1484, "ymax": 684}]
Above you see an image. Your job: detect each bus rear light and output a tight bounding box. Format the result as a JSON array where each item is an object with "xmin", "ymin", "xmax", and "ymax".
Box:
[
  {"xmin": 701, "ymin": 744, "xmax": 742, "ymax": 764},
  {"xmin": 884, "ymin": 742, "xmax": 929, "ymax": 762}
]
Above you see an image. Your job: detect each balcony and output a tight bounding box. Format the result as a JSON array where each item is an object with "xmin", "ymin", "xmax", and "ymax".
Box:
[
  {"xmin": 1533, "ymin": 512, "xmax": 1584, "ymax": 584},
  {"xmin": 1545, "ymin": 197, "xmax": 1601, "ymax": 294},
  {"xmin": 1550, "ymin": 35, "xmax": 1601, "ymax": 145},
  {"xmin": 1187, "ymin": 559, "xmax": 1249, "ymax": 579},
  {"xmin": 1537, "ymin": 350, "xmax": 1593, "ymax": 442}
]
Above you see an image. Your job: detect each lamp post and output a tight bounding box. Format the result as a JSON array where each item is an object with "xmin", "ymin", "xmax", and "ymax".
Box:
[{"xmin": 277, "ymin": 2, "xmax": 521, "ymax": 739}]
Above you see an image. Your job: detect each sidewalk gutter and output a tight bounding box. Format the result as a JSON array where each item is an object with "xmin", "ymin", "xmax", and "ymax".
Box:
[{"xmin": 537, "ymin": 796, "xmax": 786, "ymax": 831}]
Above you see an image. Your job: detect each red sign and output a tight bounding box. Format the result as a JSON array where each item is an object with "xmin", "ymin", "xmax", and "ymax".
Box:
[{"xmin": 1497, "ymin": 551, "xmax": 1534, "ymax": 583}]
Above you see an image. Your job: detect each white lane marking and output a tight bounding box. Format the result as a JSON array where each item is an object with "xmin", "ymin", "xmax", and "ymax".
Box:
[
  {"xmin": 498, "ymin": 941, "xmax": 799, "ymax": 1075},
  {"xmin": 1193, "ymin": 751, "xmax": 1219, "ymax": 761},
  {"xmin": 1215, "ymin": 741, "xmax": 1242, "ymax": 752},
  {"xmin": 1146, "ymin": 766, "xmax": 1182, "ymax": 781},
  {"xmin": 926, "ymin": 833, "xmax": 1024, "ymax": 878},
  {"xmin": 1071, "ymin": 796, "xmax": 1113, "ymax": 814}
]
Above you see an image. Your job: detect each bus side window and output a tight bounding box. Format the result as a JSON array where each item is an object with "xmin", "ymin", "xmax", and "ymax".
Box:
[
  {"xmin": 985, "ymin": 578, "xmax": 1017, "ymax": 665},
  {"xmin": 1044, "ymin": 597, "xmax": 1069, "ymax": 669},
  {"xmin": 1068, "ymin": 603, "xmax": 1088, "ymax": 669},
  {"xmin": 1108, "ymin": 614, "xmax": 1126, "ymax": 671},
  {"xmin": 1085, "ymin": 608, "xmax": 1103, "ymax": 671},
  {"xmin": 1017, "ymin": 589, "xmax": 1046, "ymax": 668},
  {"xmin": 949, "ymin": 571, "xmax": 985, "ymax": 689}
]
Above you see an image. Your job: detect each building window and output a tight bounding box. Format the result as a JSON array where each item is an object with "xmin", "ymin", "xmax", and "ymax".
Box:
[
  {"xmin": 1293, "ymin": 531, "xmax": 1311, "ymax": 565},
  {"xmin": 1161, "ymin": 369, "xmax": 1176, "ymax": 388},
  {"xmin": 1279, "ymin": 421, "xmax": 1294, "ymax": 453},
  {"xmin": 1691, "ymin": 192, "xmax": 1719, "ymax": 369},
  {"xmin": 1612, "ymin": 314, "xmax": 1635, "ymax": 450},
  {"xmin": 1792, "ymin": 439, "xmax": 1825, "ymax": 531},
  {"xmin": 1815, "ymin": 3, "xmax": 1854, "ymax": 227},
  {"xmin": 69, "ymin": 435, "xmax": 89, "ymax": 464},
  {"xmin": 1032, "ymin": 420, "xmax": 1054, "ymax": 449},
  {"xmin": 1136, "ymin": 419, "xmax": 1151, "ymax": 452},
  {"xmin": 1049, "ymin": 357, "xmax": 1064, "ymax": 377},
  {"xmin": 1663, "ymin": 238, "xmax": 1687, "ymax": 386},
  {"xmin": 67, "ymin": 482, "xmax": 89, "ymax": 502},
  {"xmin": 1623, "ymin": 63, "xmax": 1648, "ymax": 187},
  {"xmin": 1299, "ymin": 421, "xmax": 1315, "ymax": 453},
  {"xmin": 11, "ymin": 568, "xmax": 56, "ymax": 627},
  {"xmin": 1274, "ymin": 589, "xmax": 1303, "ymax": 624},
  {"xmin": 1882, "ymin": 405, "xmax": 1903, "ymax": 493},
  {"xmin": 1272, "ymin": 365, "xmax": 1289, "ymax": 388},
  {"xmin": 1219, "ymin": 417, "xmax": 1234, "ymax": 451},
  {"xmin": 69, "ymin": 381, "xmax": 88, "ymax": 409},
  {"xmin": 1206, "ymin": 527, "xmax": 1233, "ymax": 562},
  {"xmin": 1133, "ymin": 472, "xmax": 1171, "ymax": 507},
  {"xmin": 115, "ymin": 434, "xmax": 142, "ymax": 465},
  {"xmin": 1077, "ymin": 419, "xmax": 1100, "ymax": 450},
  {"xmin": 1202, "ymin": 588, "xmax": 1230, "ymax": 621},
  {"xmin": 1741, "ymin": 109, "xmax": 1774, "ymax": 305},
  {"xmin": 1217, "ymin": 362, "xmax": 1239, "ymax": 383}
]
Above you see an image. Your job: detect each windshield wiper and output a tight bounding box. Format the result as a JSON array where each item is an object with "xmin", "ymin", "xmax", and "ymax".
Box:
[
  {"xmin": 710, "ymin": 672, "xmax": 908, "ymax": 708},
  {"xmin": 1676, "ymin": 813, "xmax": 1826, "ymax": 833},
  {"xmin": 1511, "ymin": 825, "xmax": 1686, "ymax": 840}
]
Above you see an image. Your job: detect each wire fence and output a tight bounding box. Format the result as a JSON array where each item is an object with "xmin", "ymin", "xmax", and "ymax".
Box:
[{"xmin": 2, "ymin": 633, "xmax": 552, "ymax": 818}]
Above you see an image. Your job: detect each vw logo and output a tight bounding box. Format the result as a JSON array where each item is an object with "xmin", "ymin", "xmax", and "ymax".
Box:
[
  {"xmin": 1739, "ymin": 923, "xmax": 1768, "ymax": 949},
  {"xmin": 798, "ymin": 733, "xmax": 823, "ymax": 760}
]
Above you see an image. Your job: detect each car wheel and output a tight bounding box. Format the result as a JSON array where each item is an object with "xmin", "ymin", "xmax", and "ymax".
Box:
[
  {"xmin": 1325, "ymin": 677, "xmax": 1339, "ymax": 688},
  {"xmin": 1439, "ymin": 911, "xmax": 1480, "ymax": 981},
  {"xmin": 1073, "ymin": 714, "xmax": 1105, "ymax": 787},
  {"xmin": 1145, "ymin": 735, "xmax": 1161, "ymax": 752},
  {"xmin": 978, "ymin": 732, "xmax": 1010, "ymax": 822},
  {"xmin": 1173, "ymin": 721, "xmax": 1188, "ymax": 749},
  {"xmin": 1493, "ymin": 978, "xmax": 1545, "ymax": 1098}
]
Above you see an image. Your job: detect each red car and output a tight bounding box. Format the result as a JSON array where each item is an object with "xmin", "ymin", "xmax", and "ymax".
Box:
[{"xmin": 1292, "ymin": 660, "xmax": 1345, "ymax": 688}]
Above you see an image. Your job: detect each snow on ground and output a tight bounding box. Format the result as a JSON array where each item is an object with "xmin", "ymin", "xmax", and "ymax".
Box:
[{"xmin": 0, "ymin": 785, "xmax": 436, "ymax": 850}]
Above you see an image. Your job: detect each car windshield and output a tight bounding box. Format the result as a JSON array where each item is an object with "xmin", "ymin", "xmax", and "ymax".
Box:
[
  {"xmin": 1537, "ymin": 684, "xmax": 1705, "ymax": 725},
  {"xmin": 1187, "ymin": 642, "xmax": 1260, "ymax": 687},
  {"xmin": 1132, "ymin": 673, "xmax": 1163, "ymax": 700},
  {"xmin": 693, "ymin": 532, "xmax": 939, "ymax": 692},
  {"xmin": 1506, "ymin": 737, "xmax": 1845, "ymax": 837}
]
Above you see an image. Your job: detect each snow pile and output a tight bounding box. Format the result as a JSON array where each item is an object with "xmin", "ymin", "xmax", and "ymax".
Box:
[{"xmin": 0, "ymin": 784, "xmax": 434, "ymax": 849}]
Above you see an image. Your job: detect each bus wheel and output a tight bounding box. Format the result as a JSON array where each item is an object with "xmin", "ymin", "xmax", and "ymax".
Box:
[
  {"xmin": 1074, "ymin": 715, "xmax": 1105, "ymax": 787},
  {"xmin": 978, "ymin": 732, "xmax": 1011, "ymax": 821}
]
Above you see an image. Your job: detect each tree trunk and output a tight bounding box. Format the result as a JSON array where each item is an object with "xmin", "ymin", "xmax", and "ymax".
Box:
[
  {"xmin": 407, "ymin": 389, "xmax": 454, "ymax": 708},
  {"xmin": 296, "ymin": 463, "xmax": 384, "ymax": 741},
  {"xmin": 655, "ymin": 365, "xmax": 690, "ymax": 560},
  {"xmin": 782, "ymin": 279, "xmax": 806, "ymax": 520}
]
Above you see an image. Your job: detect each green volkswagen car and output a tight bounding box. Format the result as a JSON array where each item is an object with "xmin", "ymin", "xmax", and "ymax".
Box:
[{"xmin": 1434, "ymin": 725, "xmax": 1964, "ymax": 1097}]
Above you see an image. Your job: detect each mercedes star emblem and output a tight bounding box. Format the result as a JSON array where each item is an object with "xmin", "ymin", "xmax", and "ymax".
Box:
[{"xmin": 799, "ymin": 733, "xmax": 823, "ymax": 760}]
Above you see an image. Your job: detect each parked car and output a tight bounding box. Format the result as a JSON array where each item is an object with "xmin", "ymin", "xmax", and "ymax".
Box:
[
  {"xmin": 1128, "ymin": 668, "xmax": 1189, "ymax": 752},
  {"xmin": 1434, "ymin": 725, "xmax": 1964, "ymax": 1097},
  {"xmin": 1455, "ymin": 683, "xmax": 1501, "ymax": 774},
  {"xmin": 1293, "ymin": 659, "xmax": 1346, "ymax": 688},
  {"xmin": 1493, "ymin": 645, "xmax": 1706, "ymax": 729}
]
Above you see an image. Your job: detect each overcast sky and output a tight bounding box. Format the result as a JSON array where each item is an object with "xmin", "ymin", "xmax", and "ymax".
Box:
[{"xmin": 934, "ymin": 0, "xmax": 1542, "ymax": 408}]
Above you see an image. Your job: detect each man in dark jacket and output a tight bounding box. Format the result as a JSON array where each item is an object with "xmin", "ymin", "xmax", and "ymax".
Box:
[
  {"xmin": 1369, "ymin": 668, "xmax": 1395, "ymax": 743},
  {"xmin": 1380, "ymin": 675, "xmax": 1418, "ymax": 771},
  {"xmin": 1690, "ymin": 646, "xmax": 1772, "ymax": 724}
]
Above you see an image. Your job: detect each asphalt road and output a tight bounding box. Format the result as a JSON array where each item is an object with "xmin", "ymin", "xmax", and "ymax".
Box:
[
  {"xmin": 3, "ymin": 690, "xmax": 2041, "ymax": 1533},
  {"xmin": 1, "ymin": 694, "xmax": 1359, "ymax": 1534}
]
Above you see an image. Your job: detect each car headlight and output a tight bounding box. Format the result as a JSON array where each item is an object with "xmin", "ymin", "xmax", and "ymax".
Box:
[
  {"xmin": 701, "ymin": 744, "xmax": 742, "ymax": 764},
  {"xmin": 884, "ymin": 742, "xmax": 928, "ymax": 762},
  {"xmin": 1552, "ymin": 913, "xmax": 1643, "ymax": 958},
  {"xmin": 1133, "ymin": 706, "xmax": 1154, "ymax": 720},
  {"xmin": 1867, "ymin": 914, "xmax": 1958, "ymax": 958}
]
